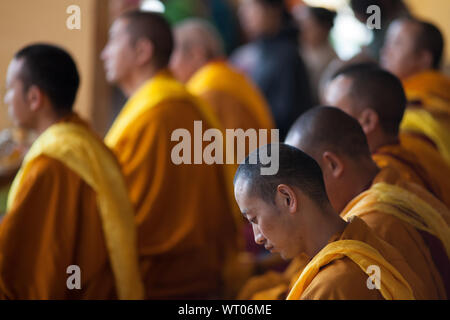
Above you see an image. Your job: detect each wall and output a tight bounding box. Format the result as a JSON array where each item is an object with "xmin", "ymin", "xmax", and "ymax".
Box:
[{"xmin": 0, "ymin": 0, "xmax": 110, "ymax": 134}]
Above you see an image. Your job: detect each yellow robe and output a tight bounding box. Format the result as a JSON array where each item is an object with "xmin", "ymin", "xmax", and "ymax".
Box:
[
  {"xmin": 373, "ymin": 139, "xmax": 450, "ymax": 208},
  {"xmin": 400, "ymin": 71, "xmax": 450, "ymax": 165},
  {"xmin": 105, "ymin": 70, "xmax": 239, "ymax": 299},
  {"xmin": 0, "ymin": 114, "xmax": 143, "ymax": 299},
  {"xmin": 187, "ymin": 60, "xmax": 275, "ymax": 132},
  {"xmin": 287, "ymin": 217, "xmax": 424, "ymax": 300},
  {"xmin": 341, "ymin": 167, "xmax": 449, "ymax": 299}
]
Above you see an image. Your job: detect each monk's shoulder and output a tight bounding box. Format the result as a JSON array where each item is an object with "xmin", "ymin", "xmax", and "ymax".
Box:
[
  {"xmin": 25, "ymin": 155, "xmax": 82, "ymax": 185},
  {"xmin": 301, "ymin": 257, "xmax": 383, "ymax": 300}
]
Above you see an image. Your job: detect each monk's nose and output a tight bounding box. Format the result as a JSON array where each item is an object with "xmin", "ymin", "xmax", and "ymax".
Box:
[{"xmin": 252, "ymin": 224, "xmax": 265, "ymax": 245}]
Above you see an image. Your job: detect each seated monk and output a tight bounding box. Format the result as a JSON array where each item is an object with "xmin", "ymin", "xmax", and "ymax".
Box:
[
  {"xmin": 101, "ymin": 11, "xmax": 240, "ymax": 299},
  {"xmin": 324, "ymin": 63, "xmax": 450, "ymax": 208},
  {"xmin": 234, "ymin": 143, "xmax": 427, "ymax": 299},
  {"xmin": 286, "ymin": 106, "xmax": 449, "ymax": 299},
  {"xmin": 0, "ymin": 44, "xmax": 143, "ymax": 299},
  {"xmin": 381, "ymin": 17, "xmax": 450, "ymax": 165},
  {"xmin": 170, "ymin": 18, "xmax": 275, "ymax": 132},
  {"xmin": 170, "ymin": 20, "xmax": 280, "ymax": 292}
]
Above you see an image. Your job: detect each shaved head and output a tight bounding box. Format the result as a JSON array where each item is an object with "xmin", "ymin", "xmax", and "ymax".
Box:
[
  {"xmin": 170, "ymin": 18, "xmax": 224, "ymax": 82},
  {"xmin": 175, "ymin": 19, "xmax": 224, "ymax": 60},
  {"xmin": 285, "ymin": 106, "xmax": 371, "ymax": 160},
  {"xmin": 382, "ymin": 17, "xmax": 444, "ymax": 79},
  {"xmin": 234, "ymin": 143, "xmax": 329, "ymax": 207},
  {"xmin": 285, "ymin": 107, "xmax": 379, "ymax": 213},
  {"xmin": 400, "ymin": 18, "xmax": 444, "ymax": 69},
  {"xmin": 120, "ymin": 10, "xmax": 174, "ymax": 69},
  {"xmin": 329, "ymin": 63, "xmax": 406, "ymax": 136}
]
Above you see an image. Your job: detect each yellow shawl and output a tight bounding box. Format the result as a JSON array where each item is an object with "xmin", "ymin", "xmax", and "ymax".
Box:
[
  {"xmin": 187, "ymin": 61, "xmax": 275, "ymax": 130},
  {"xmin": 402, "ymin": 70, "xmax": 450, "ymax": 114},
  {"xmin": 401, "ymin": 108, "xmax": 450, "ymax": 165},
  {"xmin": 104, "ymin": 70, "xmax": 242, "ymax": 233},
  {"xmin": 8, "ymin": 121, "xmax": 144, "ymax": 300},
  {"xmin": 342, "ymin": 182, "xmax": 450, "ymax": 258},
  {"xmin": 286, "ymin": 240, "xmax": 414, "ymax": 300}
]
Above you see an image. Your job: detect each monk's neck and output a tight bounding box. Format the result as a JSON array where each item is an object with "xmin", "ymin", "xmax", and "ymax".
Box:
[
  {"xmin": 121, "ymin": 65, "xmax": 161, "ymax": 97},
  {"xmin": 307, "ymin": 206, "xmax": 348, "ymax": 258},
  {"xmin": 369, "ymin": 132, "xmax": 399, "ymax": 154},
  {"xmin": 34, "ymin": 110, "xmax": 73, "ymax": 135},
  {"xmin": 356, "ymin": 161, "xmax": 379, "ymax": 195},
  {"xmin": 345, "ymin": 159, "xmax": 380, "ymax": 206}
]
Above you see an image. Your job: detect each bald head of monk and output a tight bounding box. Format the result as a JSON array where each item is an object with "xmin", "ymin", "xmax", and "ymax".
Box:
[
  {"xmin": 5, "ymin": 43, "xmax": 80, "ymax": 134},
  {"xmin": 234, "ymin": 143, "xmax": 347, "ymax": 260},
  {"xmin": 381, "ymin": 17, "xmax": 444, "ymax": 79},
  {"xmin": 325, "ymin": 63, "xmax": 406, "ymax": 153},
  {"xmin": 170, "ymin": 18, "xmax": 225, "ymax": 83},
  {"xmin": 101, "ymin": 10, "xmax": 174, "ymax": 96},
  {"xmin": 285, "ymin": 106, "xmax": 379, "ymax": 213}
]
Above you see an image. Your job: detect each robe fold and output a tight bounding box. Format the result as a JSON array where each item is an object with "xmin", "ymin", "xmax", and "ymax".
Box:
[
  {"xmin": 287, "ymin": 217, "xmax": 424, "ymax": 300},
  {"xmin": 400, "ymin": 71, "xmax": 450, "ymax": 165},
  {"xmin": 341, "ymin": 167, "xmax": 450, "ymax": 299},
  {"xmin": 237, "ymin": 253, "xmax": 309, "ymax": 300},
  {"xmin": 373, "ymin": 140, "xmax": 450, "ymax": 208},
  {"xmin": 0, "ymin": 114, "xmax": 143, "ymax": 299},
  {"xmin": 105, "ymin": 70, "xmax": 239, "ymax": 299}
]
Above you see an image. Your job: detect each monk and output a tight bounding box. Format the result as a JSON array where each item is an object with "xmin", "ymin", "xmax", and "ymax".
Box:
[
  {"xmin": 286, "ymin": 107, "xmax": 449, "ymax": 299},
  {"xmin": 170, "ymin": 19, "xmax": 280, "ymax": 285},
  {"xmin": 0, "ymin": 44, "xmax": 143, "ymax": 299},
  {"xmin": 234, "ymin": 143, "xmax": 426, "ymax": 299},
  {"xmin": 170, "ymin": 18, "xmax": 275, "ymax": 132},
  {"xmin": 325, "ymin": 63, "xmax": 450, "ymax": 208},
  {"xmin": 101, "ymin": 11, "xmax": 239, "ymax": 299},
  {"xmin": 381, "ymin": 17, "xmax": 450, "ymax": 165}
]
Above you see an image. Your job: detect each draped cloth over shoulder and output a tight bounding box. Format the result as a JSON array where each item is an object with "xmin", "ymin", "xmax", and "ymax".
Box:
[
  {"xmin": 400, "ymin": 71, "xmax": 450, "ymax": 165},
  {"xmin": 187, "ymin": 61, "xmax": 275, "ymax": 131},
  {"xmin": 341, "ymin": 182, "xmax": 450, "ymax": 258},
  {"xmin": 8, "ymin": 121, "xmax": 144, "ymax": 300},
  {"xmin": 287, "ymin": 239, "xmax": 414, "ymax": 300}
]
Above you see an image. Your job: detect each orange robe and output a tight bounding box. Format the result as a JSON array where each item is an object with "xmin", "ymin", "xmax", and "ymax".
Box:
[
  {"xmin": 289, "ymin": 217, "xmax": 426, "ymax": 300},
  {"xmin": 187, "ymin": 60, "xmax": 275, "ymax": 132},
  {"xmin": 400, "ymin": 71, "xmax": 450, "ymax": 164},
  {"xmin": 0, "ymin": 115, "xmax": 127, "ymax": 299},
  {"xmin": 237, "ymin": 253, "xmax": 309, "ymax": 300},
  {"xmin": 372, "ymin": 139, "xmax": 450, "ymax": 208},
  {"xmin": 105, "ymin": 71, "xmax": 238, "ymax": 299},
  {"xmin": 341, "ymin": 167, "xmax": 449, "ymax": 299}
]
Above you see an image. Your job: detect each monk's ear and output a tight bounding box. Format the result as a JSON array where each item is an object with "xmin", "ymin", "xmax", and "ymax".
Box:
[
  {"xmin": 322, "ymin": 151, "xmax": 344, "ymax": 178},
  {"xmin": 358, "ymin": 108, "xmax": 378, "ymax": 135},
  {"xmin": 135, "ymin": 38, "xmax": 154, "ymax": 66},
  {"xmin": 26, "ymin": 85, "xmax": 44, "ymax": 112},
  {"xmin": 275, "ymin": 184, "xmax": 297, "ymax": 214}
]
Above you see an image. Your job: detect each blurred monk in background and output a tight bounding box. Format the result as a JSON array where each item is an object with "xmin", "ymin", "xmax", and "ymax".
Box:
[
  {"xmin": 325, "ymin": 63, "xmax": 450, "ymax": 209},
  {"xmin": 101, "ymin": 11, "xmax": 240, "ymax": 299},
  {"xmin": 0, "ymin": 44, "xmax": 143, "ymax": 299},
  {"xmin": 381, "ymin": 17, "xmax": 450, "ymax": 165},
  {"xmin": 170, "ymin": 18, "xmax": 275, "ymax": 133}
]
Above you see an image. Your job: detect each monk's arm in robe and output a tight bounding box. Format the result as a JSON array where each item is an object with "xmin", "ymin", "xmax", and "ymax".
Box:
[{"xmin": 0, "ymin": 155, "xmax": 115, "ymax": 299}]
